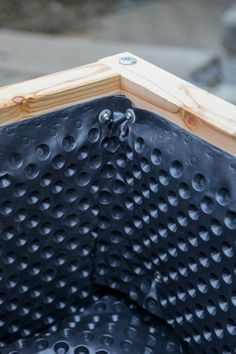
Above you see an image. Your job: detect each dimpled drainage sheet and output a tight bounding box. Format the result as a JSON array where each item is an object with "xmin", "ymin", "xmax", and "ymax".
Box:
[
  {"xmin": 2, "ymin": 295, "xmax": 186, "ymax": 354},
  {"xmin": 0, "ymin": 96, "xmax": 235, "ymax": 353}
]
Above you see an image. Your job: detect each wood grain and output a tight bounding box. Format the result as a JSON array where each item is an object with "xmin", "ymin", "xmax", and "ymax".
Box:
[{"xmin": 0, "ymin": 62, "xmax": 120, "ymax": 124}]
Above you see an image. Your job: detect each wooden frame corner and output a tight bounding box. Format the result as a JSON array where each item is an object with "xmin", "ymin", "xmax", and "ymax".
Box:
[{"xmin": 0, "ymin": 51, "xmax": 235, "ymax": 156}]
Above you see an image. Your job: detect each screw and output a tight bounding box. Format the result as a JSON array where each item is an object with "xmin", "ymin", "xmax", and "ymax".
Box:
[
  {"xmin": 99, "ymin": 109, "xmax": 112, "ymax": 123},
  {"xmin": 119, "ymin": 55, "xmax": 137, "ymax": 65},
  {"xmin": 154, "ymin": 271, "xmax": 162, "ymax": 284},
  {"xmin": 125, "ymin": 108, "xmax": 136, "ymax": 124}
]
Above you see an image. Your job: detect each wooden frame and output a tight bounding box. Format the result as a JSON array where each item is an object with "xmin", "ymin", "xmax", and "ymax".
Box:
[{"xmin": 0, "ymin": 52, "xmax": 235, "ymax": 156}]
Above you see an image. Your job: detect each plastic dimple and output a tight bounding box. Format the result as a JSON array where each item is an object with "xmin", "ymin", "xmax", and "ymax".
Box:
[
  {"xmin": 1, "ymin": 296, "xmax": 186, "ymax": 354},
  {"xmin": 0, "ymin": 101, "xmax": 107, "ymax": 344}
]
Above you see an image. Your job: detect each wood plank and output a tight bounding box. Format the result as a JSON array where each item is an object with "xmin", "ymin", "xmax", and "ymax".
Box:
[
  {"xmin": 0, "ymin": 51, "xmax": 235, "ymax": 156},
  {"xmin": 0, "ymin": 62, "xmax": 120, "ymax": 124},
  {"xmin": 101, "ymin": 52, "xmax": 236, "ymax": 156}
]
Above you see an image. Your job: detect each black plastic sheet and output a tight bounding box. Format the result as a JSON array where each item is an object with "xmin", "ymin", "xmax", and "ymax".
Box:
[{"xmin": 0, "ymin": 95, "xmax": 235, "ymax": 353}]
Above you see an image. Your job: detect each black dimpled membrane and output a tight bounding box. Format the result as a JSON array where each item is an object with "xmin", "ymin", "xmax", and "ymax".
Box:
[
  {"xmin": 2, "ymin": 295, "xmax": 186, "ymax": 354},
  {"xmin": 0, "ymin": 95, "xmax": 235, "ymax": 353},
  {"xmin": 0, "ymin": 97, "xmax": 116, "ymax": 343}
]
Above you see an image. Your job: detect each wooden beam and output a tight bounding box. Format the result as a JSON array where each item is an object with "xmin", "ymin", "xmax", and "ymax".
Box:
[
  {"xmin": 0, "ymin": 51, "xmax": 235, "ymax": 156},
  {"xmin": 0, "ymin": 62, "xmax": 120, "ymax": 125},
  {"xmin": 101, "ymin": 52, "xmax": 236, "ymax": 156}
]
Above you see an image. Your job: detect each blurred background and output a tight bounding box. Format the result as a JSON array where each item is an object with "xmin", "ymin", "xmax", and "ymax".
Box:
[{"xmin": 0, "ymin": 0, "xmax": 235, "ymax": 103}]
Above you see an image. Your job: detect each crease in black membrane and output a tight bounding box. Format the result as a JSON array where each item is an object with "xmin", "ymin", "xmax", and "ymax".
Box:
[{"xmin": 0, "ymin": 95, "xmax": 235, "ymax": 353}]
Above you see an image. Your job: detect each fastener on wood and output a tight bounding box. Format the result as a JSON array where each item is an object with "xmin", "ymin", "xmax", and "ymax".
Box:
[{"xmin": 119, "ymin": 55, "xmax": 137, "ymax": 65}]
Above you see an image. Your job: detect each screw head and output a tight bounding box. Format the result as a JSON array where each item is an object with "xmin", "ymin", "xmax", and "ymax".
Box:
[
  {"xmin": 125, "ymin": 108, "xmax": 136, "ymax": 124},
  {"xmin": 119, "ymin": 55, "xmax": 137, "ymax": 65},
  {"xmin": 99, "ymin": 109, "xmax": 112, "ymax": 123}
]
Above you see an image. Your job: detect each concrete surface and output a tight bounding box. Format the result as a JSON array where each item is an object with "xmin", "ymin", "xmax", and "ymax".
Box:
[
  {"xmin": 90, "ymin": 0, "xmax": 234, "ymax": 49},
  {"xmin": 222, "ymin": 4, "xmax": 236, "ymax": 53},
  {"xmin": 212, "ymin": 83, "xmax": 236, "ymax": 104},
  {"xmin": 0, "ymin": 29, "xmax": 216, "ymax": 86}
]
